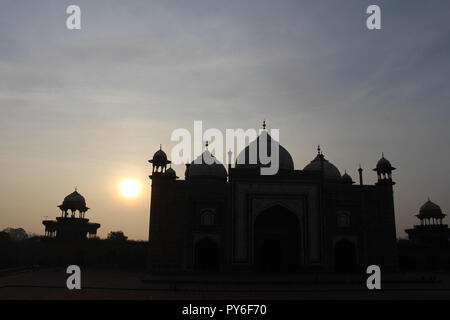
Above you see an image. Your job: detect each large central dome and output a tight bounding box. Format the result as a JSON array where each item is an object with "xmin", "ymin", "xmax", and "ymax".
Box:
[{"xmin": 235, "ymin": 130, "xmax": 294, "ymax": 171}]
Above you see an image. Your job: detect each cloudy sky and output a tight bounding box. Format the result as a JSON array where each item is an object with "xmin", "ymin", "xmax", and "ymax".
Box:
[{"xmin": 0, "ymin": 0, "xmax": 449, "ymax": 240}]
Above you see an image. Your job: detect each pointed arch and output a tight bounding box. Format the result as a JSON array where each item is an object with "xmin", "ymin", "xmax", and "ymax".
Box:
[{"xmin": 253, "ymin": 205, "xmax": 300, "ymax": 272}]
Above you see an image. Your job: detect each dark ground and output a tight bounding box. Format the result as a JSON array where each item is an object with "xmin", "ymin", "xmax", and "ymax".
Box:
[{"xmin": 1, "ymin": 267, "xmax": 450, "ymax": 299}]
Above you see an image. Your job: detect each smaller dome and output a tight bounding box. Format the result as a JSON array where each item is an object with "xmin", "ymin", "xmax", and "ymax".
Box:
[
  {"xmin": 303, "ymin": 150, "xmax": 341, "ymax": 180},
  {"xmin": 166, "ymin": 166, "xmax": 177, "ymax": 178},
  {"xmin": 186, "ymin": 150, "xmax": 227, "ymax": 181},
  {"xmin": 419, "ymin": 199, "xmax": 443, "ymax": 218},
  {"xmin": 341, "ymin": 171, "xmax": 354, "ymax": 185}
]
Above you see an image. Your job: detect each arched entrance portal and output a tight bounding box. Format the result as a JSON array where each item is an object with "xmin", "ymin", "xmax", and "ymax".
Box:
[
  {"xmin": 254, "ymin": 205, "xmax": 300, "ymax": 272},
  {"xmin": 194, "ymin": 237, "xmax": 219, "ymax": 272},
  {"xmin": 334, "ymin": 239, "xmax": 357, "ymax": 272}
]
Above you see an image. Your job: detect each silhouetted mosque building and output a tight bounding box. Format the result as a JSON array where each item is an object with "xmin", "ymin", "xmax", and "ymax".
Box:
[
  {"xmin": 405, "ymin": 199, "xmax": 450, "ymax": 246},
  {"xmin": 42, "ymin": 189, "xmax": 100, "ymax": 241},
  {"xmin": 147, "ymin": 124, "xmax": 398, "ymax": 273}
]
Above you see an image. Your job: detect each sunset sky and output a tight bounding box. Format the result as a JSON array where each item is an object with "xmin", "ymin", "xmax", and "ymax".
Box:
[{"xmin": 0, "ymin": 0, "xmax": 449, "ymax": 240}]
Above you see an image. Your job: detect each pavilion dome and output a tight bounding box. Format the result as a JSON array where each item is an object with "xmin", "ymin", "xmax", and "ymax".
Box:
[
  {"xmin": 303, "ymin": 151, "xmax": 341, "ymax": 180},
  {"xmin": 152, "ymin": 147, "xmax": 168, "ymax": 164},
  {"xmin": 186, "ymin": 150, "xmax": 227, "ymax": 181},
  {"xmin": 59, "ymin": 189, "xmax": 88, "ymax": 212},
  {"xmin": 235, "ymin": 130, "xmax": 294, "ymax": 171},
  {"xmin": 418, "ymin": 199, "xmax": 444, "ymax": 218},
  {"xmin": 374, "ymin": 154, "xmax": 395, "ymax": 172}
]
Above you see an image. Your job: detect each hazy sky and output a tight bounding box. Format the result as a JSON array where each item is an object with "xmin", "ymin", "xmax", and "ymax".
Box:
[{"xmin": 0, "ymin": 0, "xmax": 449, "ymax": 240}]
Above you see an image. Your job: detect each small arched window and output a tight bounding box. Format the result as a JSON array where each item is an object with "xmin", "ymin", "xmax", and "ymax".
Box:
[
  {"xmin": 337, "ymin": 211, "xmax": 351, "ymax": 228},
  {"xmin": 200, "ymin": 210, "xmax": 215, "ymax": 226}
]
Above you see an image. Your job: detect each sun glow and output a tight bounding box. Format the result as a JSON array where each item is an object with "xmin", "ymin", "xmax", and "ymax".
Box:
[{"xmin": 119, "ymin": 179, "xmax": 141, "ymax": 198}]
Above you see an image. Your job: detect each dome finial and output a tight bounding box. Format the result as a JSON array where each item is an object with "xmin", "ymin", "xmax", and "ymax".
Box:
[
  {"xmin": 227, "ymin": 149, "xmax": 233, "ymax": 165},
  {"xmin": 205, "ymin": 141, "xmax": 209, "ymax": 150},
  {"xmin": 160, "ymin": 144, "xmax": 162, "ymax": 150},
  {"xmin": 317, "ymin": 145, "xmax": 321, "ymax": 155},
  {"xmin": 75, "ymin": 186, "xmax": 77, "ymax": 192},
  {"xmin": 262, "ymin": 119, "xmax": 266, "ymax": 130},
  {"xmin": 382, "ymin": 152, "xmax": 384, "ymax": 158}
]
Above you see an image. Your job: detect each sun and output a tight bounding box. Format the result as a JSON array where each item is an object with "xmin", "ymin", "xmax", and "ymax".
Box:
[{"xmin": 119, "ymin": 179, "xmax": 141, "ymax": 198}]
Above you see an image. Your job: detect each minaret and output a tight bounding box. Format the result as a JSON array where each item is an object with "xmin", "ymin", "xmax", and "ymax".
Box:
[
  {"xmin": 358, "ymin": 164, "xmax": 363, "ymax": 185},
  {"xmin": 373, "ymin": 153, "xmax": 398, "ymax": 269},
  {"xmin": 147, "ymin": 145, "xmax": 173, "ymax": 269}
]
